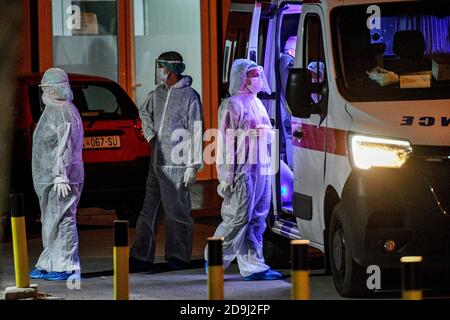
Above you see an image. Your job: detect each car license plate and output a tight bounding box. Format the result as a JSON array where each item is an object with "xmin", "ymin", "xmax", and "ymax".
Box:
[{"xmin": 83, "ymin": 136, "xmax": 121, "ymax": 150}]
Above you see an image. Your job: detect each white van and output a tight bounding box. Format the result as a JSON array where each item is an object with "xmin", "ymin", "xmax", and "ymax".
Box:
[{"xmin": 223, "ymin": 0, "xmax": 450, "ymax": 297}]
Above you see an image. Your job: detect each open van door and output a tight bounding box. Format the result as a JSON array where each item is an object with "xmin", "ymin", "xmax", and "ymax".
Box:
[
  {"xmin": 253, "ymin": 1, "xmax": 303, "ymax": 240},
  {"xmin": 225, "ymin": 1, "xmax": 303, "ymax": 268},
  {"xmin": 222, "ymin": 1, "xmax": 303, "ymax": 242}
]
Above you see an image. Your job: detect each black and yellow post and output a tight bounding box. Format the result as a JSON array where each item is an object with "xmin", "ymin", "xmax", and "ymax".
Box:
[
  {"xmin": 10, "ymin": 194, "xmax": 30, "ymax": 289},
  {"xmin": 291, "ymin": 239, "xmax": 311, "ymax": 300},
  {"xmin": 401, "ymin": 256, "xmax": 423, "ymax": 300},
  {"xmin": 114, "ymin": 220, "xmax": 129, "ymax": 300},
  {"xmin": 207, "ymin": 237, "xmax": 224, "ymax": 300}
]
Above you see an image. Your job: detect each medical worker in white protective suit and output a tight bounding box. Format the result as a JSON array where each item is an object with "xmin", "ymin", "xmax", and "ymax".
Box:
[
  {"xmin": 204, "ymin": 59, "xmax": 282, "ymax": 280},
  {"xmin": 29, "ymin": 68, "xmax": 84, "ymax": 281},
  {"xmin": 130, "ymin": 51, "xmax": 204, "ymax": 270}
]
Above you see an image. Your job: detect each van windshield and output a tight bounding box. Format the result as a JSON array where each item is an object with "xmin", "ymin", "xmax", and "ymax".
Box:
[{"xmin": 331, "ymin": 1, "xmax": 450, "ymax": 102}]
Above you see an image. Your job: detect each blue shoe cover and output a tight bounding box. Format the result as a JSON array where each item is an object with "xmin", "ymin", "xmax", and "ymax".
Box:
[
  {"xmin": 44, "ymin": 271, "xmax": 76, "ymax": 281},
  {"xmin": 243, "ymin": 268, "xmax": 282, "ymax": 281},
  {"xmin": 29, "ymin": 268, "xmax": 47, "ymax": 279}
]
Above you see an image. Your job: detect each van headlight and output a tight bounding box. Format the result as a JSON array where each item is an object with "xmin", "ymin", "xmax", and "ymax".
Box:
[{"xmin": 349, "ymin": 135, "xmax": 412, "ymax": 170}]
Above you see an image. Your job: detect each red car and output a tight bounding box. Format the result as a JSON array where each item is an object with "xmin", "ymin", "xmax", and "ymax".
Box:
[{"xmin": 12, "ymin": 73, "xmax": 150, "ymax": 225}]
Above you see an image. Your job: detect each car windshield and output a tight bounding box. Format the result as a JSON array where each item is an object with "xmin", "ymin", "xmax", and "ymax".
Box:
[{"xmin": 331, "ymin": 1, "xmax": 450, "ymax": 102}]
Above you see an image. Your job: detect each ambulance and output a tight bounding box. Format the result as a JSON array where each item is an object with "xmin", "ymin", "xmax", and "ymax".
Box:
[{"xmin": 223, "ymin": 0, "xmax": 450, "ymax": 297}]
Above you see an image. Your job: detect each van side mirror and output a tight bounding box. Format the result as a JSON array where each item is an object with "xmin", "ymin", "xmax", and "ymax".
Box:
[{"xmin": 286, "ymin": 68, "xmax": 322, "ymax": 119}]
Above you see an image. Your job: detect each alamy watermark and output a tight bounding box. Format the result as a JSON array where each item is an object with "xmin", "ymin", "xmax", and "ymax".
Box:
[
  {"xmin": 66, "ymin": 270, "xmax": 81, "ymax": 290},
  {"xmin": 66, "ymin": 5, "xmax": 81, "ymax": 31},
  {"xmin": 366, "ymin": 265, "xmax": 382, "ymax": 290},
  {"xmin": 167, "ymin": 121, "xmax": 280, "ymax": 176},
  {"xmin": 366, "ymin": 5, "xmax": 381, "ymax": 31}
]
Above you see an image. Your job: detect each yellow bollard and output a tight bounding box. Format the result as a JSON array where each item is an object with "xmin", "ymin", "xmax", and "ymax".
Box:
[
  {"xmin": 291, "ymin": 239, "xmax": 311, "ymax": 300},
  {"xmin": 207, "ymin": 237, "xmax": 224, "ymax": 300},
  {"xmin": 10, "ymin": 194, "xmax": 30, "ymax": 289},
  {"xmin": 401, "ymin": 256, "xmax": 423, "ymax": 300},
  {"xmin": 114, "ymin": 220, "xmax": 129, "ymax": 300}
]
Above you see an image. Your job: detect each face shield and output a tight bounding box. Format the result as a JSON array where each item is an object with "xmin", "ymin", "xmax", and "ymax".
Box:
[
  {"xmin": 246, "ymin": 66, "xmax": 271, "ymax": 95},
  {"xmin": 39, "ymin": 82, "xmax": 73, "ymax": 101},
  {"xmin": 156, "ymin": 59, "xmax": 186, "ymax": 75}
]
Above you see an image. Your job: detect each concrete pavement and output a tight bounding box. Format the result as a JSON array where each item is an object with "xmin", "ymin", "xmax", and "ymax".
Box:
[
  {"xmin": 0, "ymin": 209, "xmax": 344, "ymax": 300},
  {"xmin": 5, "ymin": 208, "xmax": 449, "ymax": 300}
]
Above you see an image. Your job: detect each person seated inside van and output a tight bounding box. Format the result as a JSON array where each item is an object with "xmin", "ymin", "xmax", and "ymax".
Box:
[
  {"xmin": 307, "ymin": 61, "xmax": 326, "ymax": 103},
  {"xmin": 279, "ymin": 36, "xmax": 297, "ymax": 168}
]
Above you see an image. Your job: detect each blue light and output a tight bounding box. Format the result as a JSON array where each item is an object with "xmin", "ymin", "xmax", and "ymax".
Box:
[
  {"xmin": 281, "ymin": 185, "xmax": 290, "ymax": 202},
  {"xmin": 281, "ymin": 185, "xmax": 288, "ymax": 196},
  {"xmin": 279, "ymin": 160, "xmax": 294, "ymax": 203}
]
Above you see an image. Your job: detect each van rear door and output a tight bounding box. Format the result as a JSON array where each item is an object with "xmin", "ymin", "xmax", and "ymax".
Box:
[
  {"xmin": 245, "ymin": 1, "xmax": 303, "ymax": 221},
  {"xmin": 270, "ymin": 2, "xmax": 302, "ymax": 220}
]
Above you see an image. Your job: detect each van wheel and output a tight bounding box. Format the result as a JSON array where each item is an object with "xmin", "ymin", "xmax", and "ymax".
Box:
[
  {"xmin": 329, "ymin": 203, "xmax": 370, "ymax": 298},
  {"xmin": 263, "ymin": 230, "xmax": 290, "ymax": 269}
]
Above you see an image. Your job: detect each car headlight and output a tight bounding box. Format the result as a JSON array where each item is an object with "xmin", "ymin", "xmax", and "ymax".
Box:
[{"xmin": 349, "ymin": 135, "xmax": 412, "ymax": 170}]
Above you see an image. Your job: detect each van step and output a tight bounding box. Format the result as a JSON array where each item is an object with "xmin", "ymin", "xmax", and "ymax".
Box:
[
  {"xmin": 273, "ymin": 219, "xmax": 301, "ymax": 239},
  {"xmin": 272, "ymin": 227, "xmax": 302, "ymax": 240}
]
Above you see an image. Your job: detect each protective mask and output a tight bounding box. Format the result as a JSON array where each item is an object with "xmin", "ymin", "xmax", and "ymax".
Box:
[
  {"xmin": 55, "ymin": 82, "xmax": 73, "ymax": 100},
  {"xmin": 156, "ymin": 68, "xmax": 169, "ymax": 83},
  {"xmin": 286, "ymin": 49, "xmax": 296, "ymax": 58},
  {"xmin": 247, "ymin": 77, "xmax": 264, "ymax": 94}
]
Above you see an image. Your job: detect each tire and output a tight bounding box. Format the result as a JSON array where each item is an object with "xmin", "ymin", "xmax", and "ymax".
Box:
[
  {"xmin": 263, "ymin": 230, "xmax": 290, "ymax": 269},
  {"xmin": 329, "ymin": 203, "xmax": 371, "ymax": 298}
]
